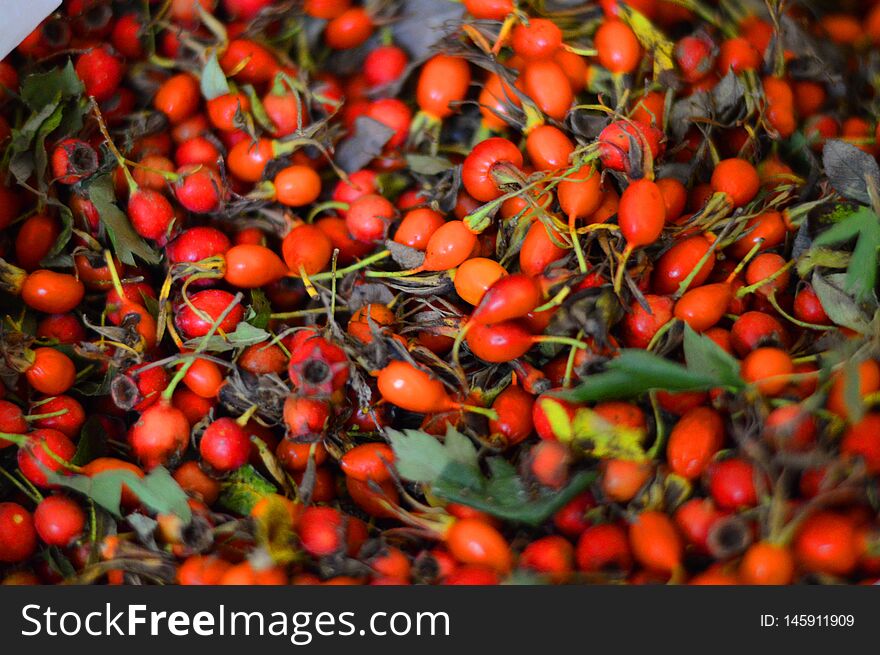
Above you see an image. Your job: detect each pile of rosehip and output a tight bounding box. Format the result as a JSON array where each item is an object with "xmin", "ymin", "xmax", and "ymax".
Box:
[{"xmin": 1, "ymin": 0, "xmax": 880, "ymax": 586}]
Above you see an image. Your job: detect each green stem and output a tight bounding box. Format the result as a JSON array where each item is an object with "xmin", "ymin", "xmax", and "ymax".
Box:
[
  {"xmin": 270, "ymin": 307, "xmax": 344, "ymax": 320},
  {"xmin": 766, "ymin": 292, "xmax": 831, "ymax": 331},
  {"xmin": 25, "ymin": 409, "xmax": 69, "ymax": 422},
  {"xmin": 458, "ymin": 404, "xmax": 499, "ymax": 421},
  {"xmin": 306, "ymin": 250, "xmax": 392, "ymax": 281},
  {"xmin": 532, "ymin": 335, "xmax": 587, "ymax": 350},
  {"xmin": 161, "ymin": 292, "xmax": 244, "ymax": 402},
  {"xmin": 562, "ymin": 330, "xmax": 584, "ymax": 389},
  {"xmin": 735, "ymin": 260, "xmax": 795, "ymax": 299},
  {"xmin": 569, "ymin": 213, "xmax": 588, "ymax": 274},
  {"xmin": 0, "ymin": 467, "xmax": 41, "ymax": 504}
]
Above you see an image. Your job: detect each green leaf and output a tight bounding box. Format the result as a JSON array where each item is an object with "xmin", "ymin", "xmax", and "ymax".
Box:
[
  {"xmin": 822, "ymin": 139, "xmax": 880, "ymax": 205},
  {"xmin": 811, "ymin": 205, "xmax": 880, "ymax": 303},
  {"xmin": 390, "ymin": 427, "xmax": 595, "ymax": 525},
  {"xmin": 248, "ymin": 289, "xmax": 271, "ymax": 329},
  {"xmin": 560, "ymin": 349, "xmax": 725, "ymax": 403},
  {"xmin": 811, "ymin": 273, "xmax": 870, "ymax": 333},
  {"xmin": 682, "ymin": 324, "xmax": 745, "ymax": 390},
  {"xmin": 21, "ymin": 61, "xmax": 84, "ymax": 111},
  {"xmin": 843, "ymin": 358, "xmax": 866, "ymax": 423},
  {"xmin": 217, "ymin": 464, "xmax": 277, "ymax": 515},
  {"xmin": 126, "ymin": 467, "xmax": 193, "ymax": 522},
  {"xmin": 40, "ymin": 202, "xmax": 74, "ymax": 266},
  {"xmin": 184, "ymin": 321, "xmax": 269, "ymax": 353},
  {"xmin": 405, "ymin": 154, "xmax": 455, "ymax": 176},
  {"xmin": 46, "ymin": 466, "xmax": 191, "ymax": 523},
  {"xmin": 33, "ymin": 104, "xmax": 66, "ymax": 190},
  {"xmin": 200, "ymin": 52, "xmax": 231, "ymax": 101},
  {"xmin": 432, "ymin": 469, "xmax": 595, "ymax": 526},
  {"xmin": 796, "ymin": 246, "xmax": 850, "ymax": 277},
  {"xmin": 88, "ymin": 175, "xmax": 161, "ymax": 266},
  {"xmin": 9, "ymin": 100, "xmax": 61, "ymax": 183},
  {"xmin": 387, "ymin": 428, "xmax": 453, "ymax": 483},
  {"xmin": 443, "ymin": 425, "xmax": 479, "ymax": 468},
  {"xmin": 71, "ymin": 416, "xmax": 109, "ymax": 466}
]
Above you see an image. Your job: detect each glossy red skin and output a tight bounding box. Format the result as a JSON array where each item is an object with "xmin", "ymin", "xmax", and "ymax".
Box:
[
  {"xmin": 174, "ymin": 166, "xmax": 223, "ymax": 213},
  {"xmin": 598, "ymin": 120, "xmax": 663, "ymax": 172},
  {"xmin": 653, "ymin": 236, "xmax": 715, "ymax": 296},
  {"xmin": 674, "ymin": 283, "xmax": 732, "ymax": 332},
  {"xmin": 655, "ymin": 390, "xmax": 708, "ymax": 415},
  {"xmin": 220, "ymin": 39, "xmax": 279, "ymax": 85},
  {"xmin": 466, "ymin": 320, "xmax": 533, "ymax": 362},
  {"xmin": 675, "ymin": 35, "xmax": 715, "ymax": 82},
  {"xmin": 128, "ymin": 402, "xmax": 191, "ymax": 469},
  {"xmin": 25, "ymin": 348, "xmax": 76, "ymax": 396},
  {"xmin": 512, "ymin": 18, "xmax": 562, "ymax": 60},
  {"xmin": 520, "ymin": 535, "xmax": 573, "ymax": 582},
  {"xmin": 462, "ymin": 137, "xmax": 524, "ymax": 201},
  {"xmin": 674, "ymin": 498, "xmax": 725, "ymax": 553},
  {"xmin": 395, "ymin": 208, "xmax": 446, "ymax": 250},
  {"xmin": 552, "ymin": 493, "xmax": 594, "ymax": 537},
  {"xmin": 619, "ymin": 179, "xmax": 666, "ymax": 247},
  {"xmin": 31, "ymin": 395, "xmax": 85, "ymax": 438},
  {"xmin": 340, "ymin": 443, "xmax": 395, "ymax": 482},
  {"xmin": 522, "ymin": 59, "xmax": 573, "ymax": 120},
  {"xmin": 489, "ymin": 384, "xmax": 535, "ymax": 447},
  {"xmin": 364, "ymin": 45, "xmax": 408, "ymax": 86},
  {"xmin": 75, "ymin": 46, "xmax": 124, "ymax": 102},
  {"xmin": 332, "ymin": 169, "xmax": 379, "ymax": 208},
  {"xmin": 365, "ymin": 98, "xmax": 412, "ymax": 149},
  {"xmin": 175, "ymin": 137, "xmax": 222, "ymax": 168},
  {"xmin": 793, "ymin": 285, "xmax": 831, "ymax": 325},
  {"xmin": 667, "ymin": 407, "xmax": 724, "ymax": 479},
  {"xmin": 576, "ymin": 523, "xmax": 632, "ymax": 572},
  {"xmin": 107, "ymin": 282, "xmax": 157, "ymax": 325},
  {"xmin": 22, "ymin": 270, "xmax": 85, "ymax": 314},
  {"xmin": 174, "ymin": 289, "xmax": 245, "ymax": 338},
  {"xmin": 224, "ymin": 244, "xmax": 287, "ymax": 288},
  {"xmin": 795, "ymin": 512, "xmax": 858, "ymax": 576},
  {"xmin": 416, "ymin": 55, "xmax": 471, "ymax": 119},
  {"xmin": 621, "ymin": 294, "xmax": 673, "ymax": 349},
  {"xmin": 471, "ymin": 273, "xmax": 543, "ymax": 325},
  {"xmin": 17, "ymin": 429, "xmax": 77, "ymax": 488},
  {"xmin": 841, "ymin": 414, "xmax": 880, "ymax": 473},
  {"xmin": 519, "ymin": 221, "xmax": 567, "ymax": 278},
  {"xmin": 730, "ymin": 311, "xmax": 789, "ymax": 357},
  {"xmin": 34, "ymin": 496, "xmax": 85, "ymax": 546},
  {"xmin": 0, "ymin": 503, "xmax": 37, "ymax": 563},
  {"xmin": 283, "ymin": 396, "xmax": 331, "ymax": 436},
  {"xmin": 0, "ymin": 400, "xmax": 28, "ymax": 445},
  {"xmin": 299, "ymin": 506, "xmax": 345, "ymax": 557},
  {"xmin": 629, "ymin": 511, "xmax": 683, "ymax": 574},
  {"xmin": 128, "ymin": 189, "xmax": 175, "ymax": 240},
  {"xmin": 200, "ymin": 418, "xmax": 251, "ymax": 472},
  {"xmin": 708, "ymin": 458, "xmax": 760, "ymax": 510},
  {"xmin": 124, "ymin": 362, "xmax": 169, "ymax": 412},
  {"xmin": 346, "ymin": 194, "xmax": 395, "ymax": 243},
  {"xmin": 422, "ymin": 221, "xmax": 477, "ymax": 271}
]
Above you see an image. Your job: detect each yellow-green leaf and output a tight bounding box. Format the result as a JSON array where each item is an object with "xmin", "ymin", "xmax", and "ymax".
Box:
[
  {"xmin": 619, "ymin": 6, "xmax": 675, "ymax": 78},
  {"xmin": 568, "ymin": 408, "xmax": 648, "ymax": 461}
]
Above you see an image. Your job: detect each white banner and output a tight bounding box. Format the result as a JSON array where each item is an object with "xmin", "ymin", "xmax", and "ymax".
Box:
[{"xmin": 0, "ymin": 0, "xmax": 62, "ymax": 60}]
